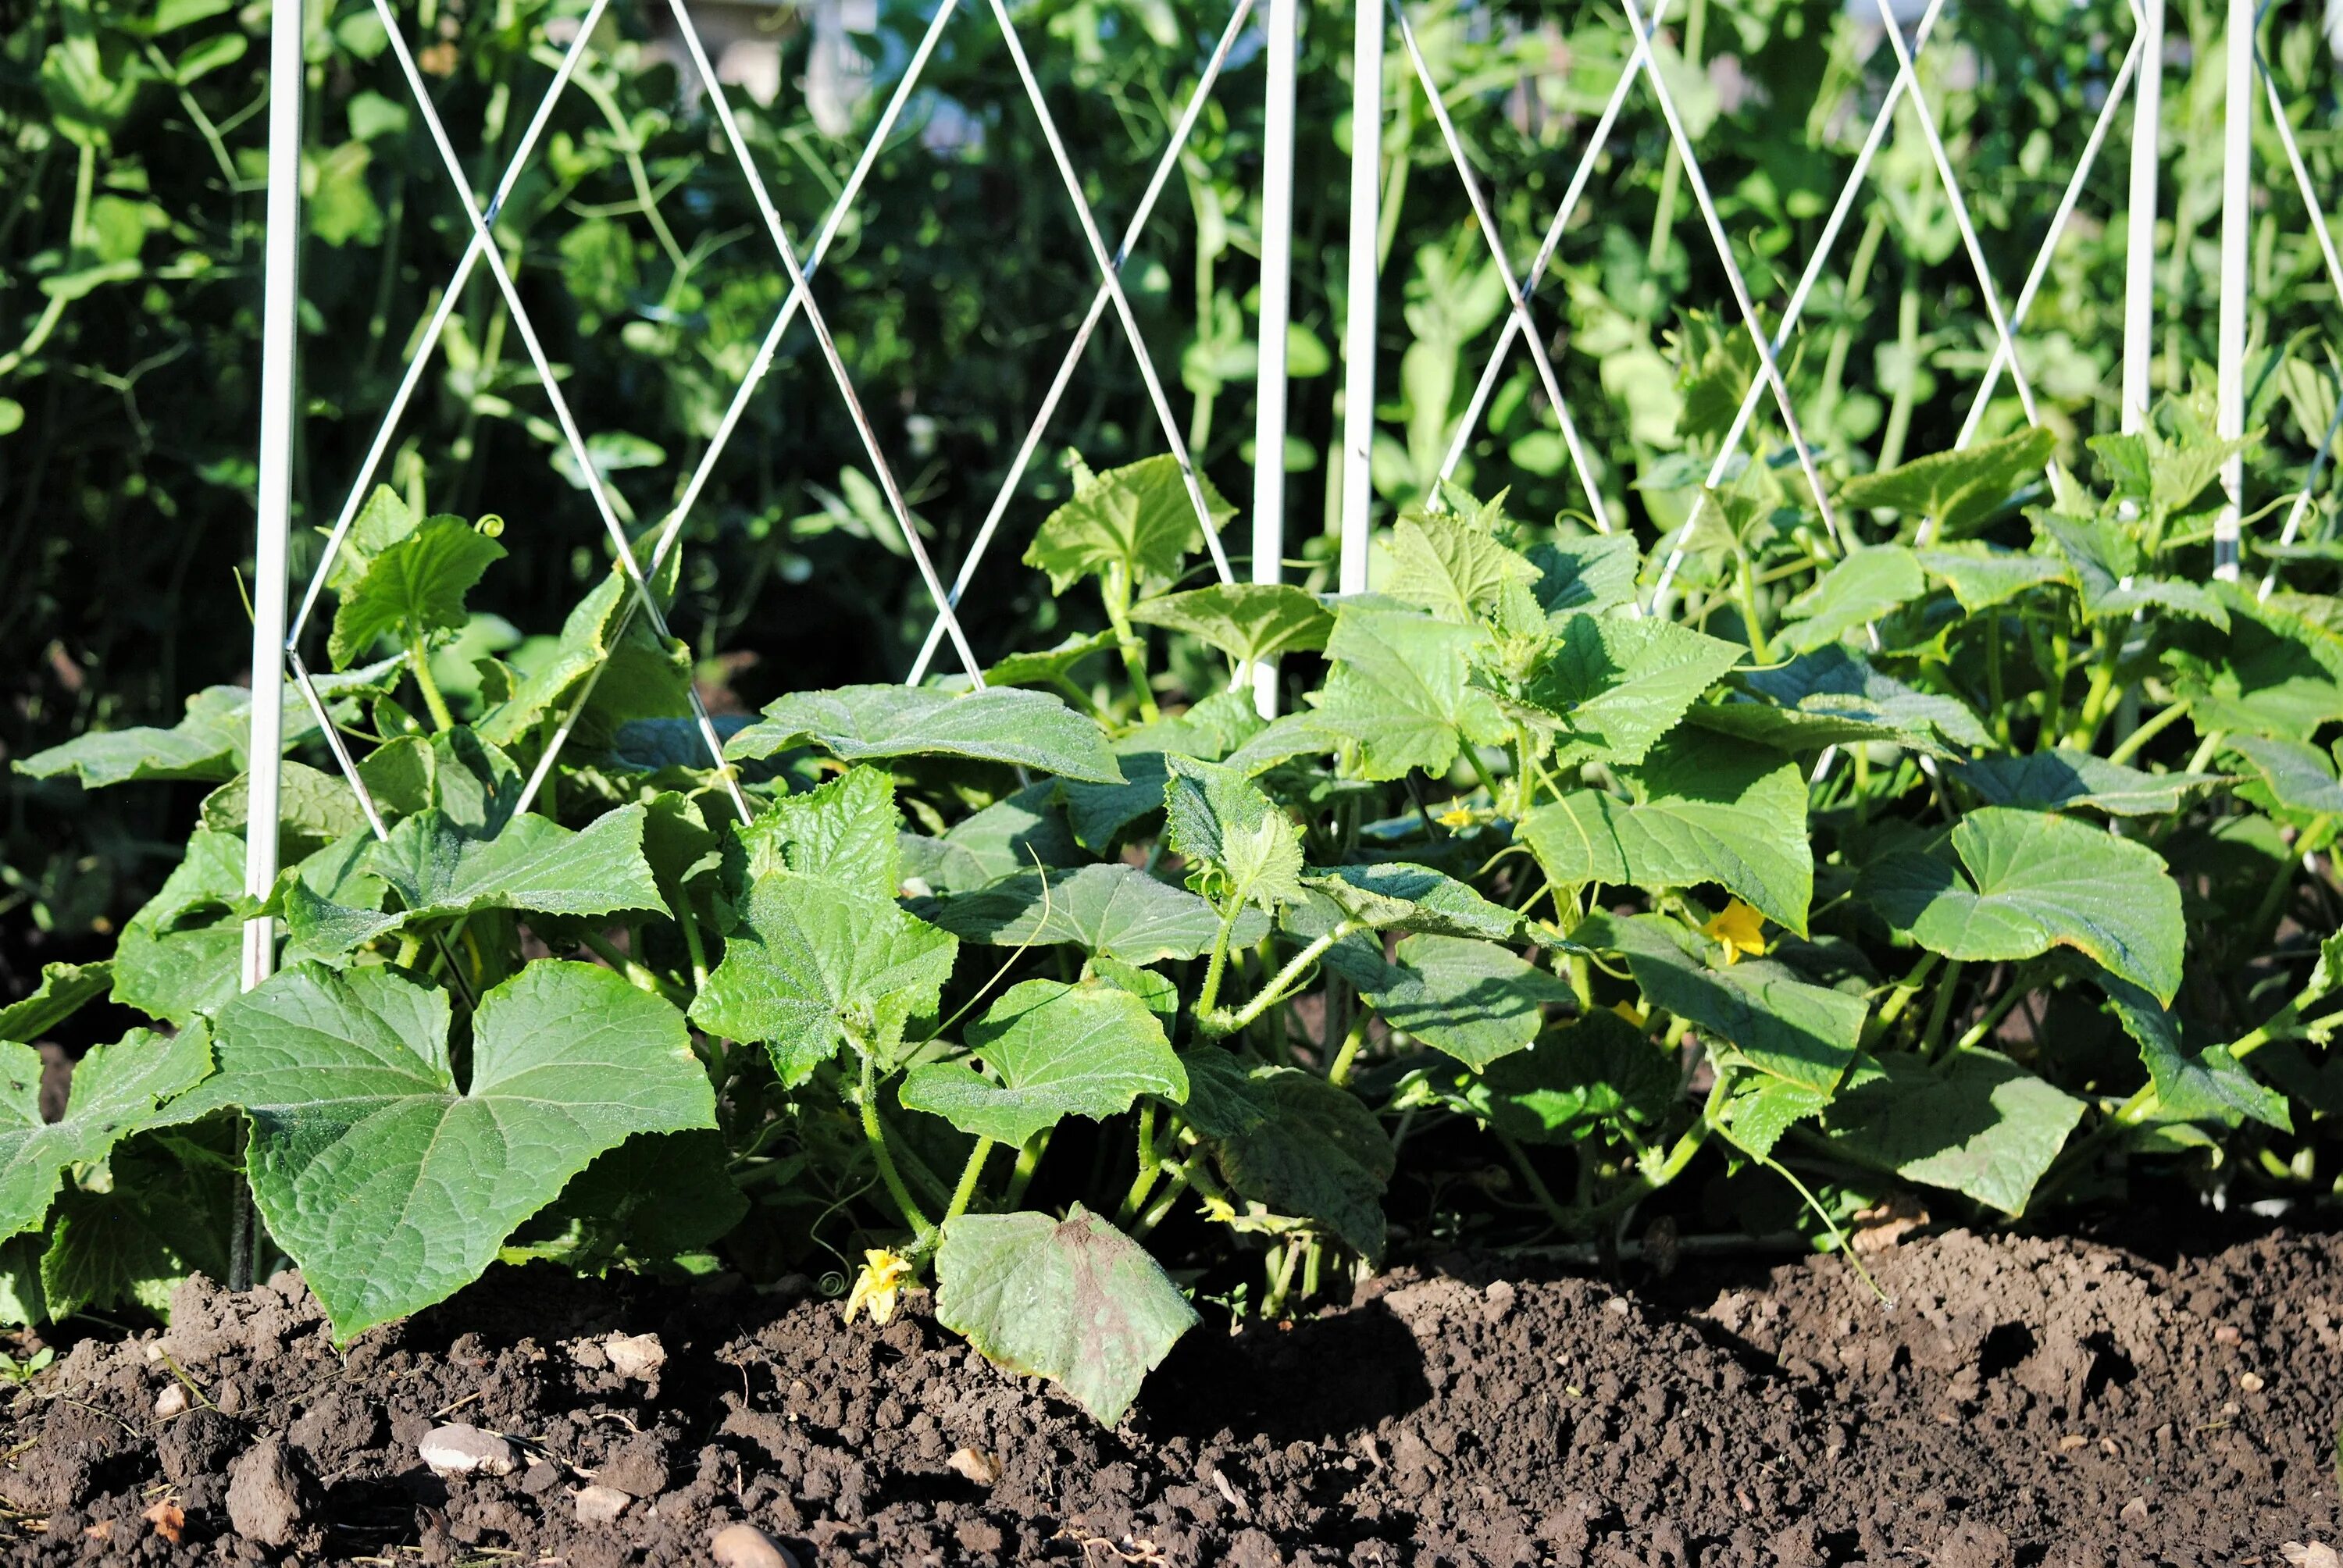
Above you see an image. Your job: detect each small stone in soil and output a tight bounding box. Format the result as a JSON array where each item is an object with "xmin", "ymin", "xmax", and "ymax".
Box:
[
  {"xmin": 2120, "ymin": 1496, "xmax": 2150, "ymax": 1525},
  {"xmin": 946, "ymin": 1447, "xmax": 1000, "ymax": 1486},
  {"xmin": 419, "ymin": 1423, "xmax": 516, "ymax": 1478},
  {"xmin": 711, "ymin": 1520, "xmax": 799, "ymax": 1568},
  {"xmin": 574, "ymin": 1484, "xmax": 632, "ymax": 1524},
  {"xmin": 2239, "ymin": 1371, "xmax": 2265, "ymax": 1392},
  {"xmin": 605, "ymin": 1331, "xmax": 666, "ymax": 1381},
  {"xmin": 226, "ymin": 1438, "xmax": 302, "ymax": 1546},
  {"xmin": 153, "ymin": 1383, "xmax": 188, "ymax": 1419},
  {"xmin": 2281, "ymin": 1543, "xmax": 2343, "ymax": 1568}
]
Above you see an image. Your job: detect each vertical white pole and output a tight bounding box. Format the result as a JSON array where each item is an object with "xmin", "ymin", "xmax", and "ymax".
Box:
[
  {"xmin": 1337, "ymin": 0, "xmax": 1381, "ymax": 597},
  {"xmin": 1250, "ymin": 0, "xmax": 1298, "ymax": 715},
  {"xmin": 2121, "ymin": 0, "xmax": 2163, "ymax": 434},
  {"xmin": 2214, "ymin": 0, "xmax": 2252, "ymax": 579},
  {"xmin": 243, "ymin": 0, "xmax": 302, "ymax": 988}
]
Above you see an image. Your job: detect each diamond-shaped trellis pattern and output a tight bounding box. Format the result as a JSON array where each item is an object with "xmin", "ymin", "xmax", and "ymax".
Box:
[{"xmin": 279, "ymin": 0, "xmax": 1269, "ymax": 851}]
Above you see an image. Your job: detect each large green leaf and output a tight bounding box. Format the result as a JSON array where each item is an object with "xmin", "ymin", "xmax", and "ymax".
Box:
[
  {"xmin": 2225, "ymin": 736, "xmax": 2343, "ymax": 816},
  {"xmin": 41, "ymin": 1126, "xmax": 237, "ymax": 1321},
  {"xmin": 726, "ymin": 766, "xmax": 901, "ymax": 900},
  {"xmin": 2036, "ymin": 514, "xmax": 2229, "ymax": 626},
  {"xmin": 16, "ymin": 659, "xmax": 401, "ymax": 789},
  {"xmin": 114, "ymin": 828, "xmax": 254, "ymax": 1025},
  {"xmin": 690, "ymin": 870, "xmax": 958, "ymax": 1082},
  {"xmin": 287, "ymin": 805, "xmax": 665, "ymax": 954},
  {"xmin": 1694, "ymin": 647, "xmax": 1992, "ymax": 757},
  {"xmin": 1528, "ymin": 536, "xmax": 1641, "ymax": 616},
  {"xmin": 1129, "ymin": 583, "xmax": 1332, "ymax": 666},
  {"xmin": 0, "ymin": 1025, "xmax": 212, "ymax": 1243},
  {"xmin": 900, "ymin": 979, "xmax": 1184, "ymax": 1147},
  {"xmin": 1915, "ymin": 544, "xmax": 2069, "ymax": 613},
  {"xmin": 1384, "ymin": 515, "xmax": 1538, "ymax": 622},
  {"xmin": 726, "ymin": 685, "xmax": 1122, "ymax": 783},
  {"xmin": 1778, "ymin": 547, "xmax": 1926, "ymax": 651},
  {"xmin": 1023, "ymin": 454, "xmax": 1234, "ymax": 592},
  {"xmin": 200, "ymin": 760, "xmax": 374, "ymax": 861},
  {"xmin": 1207, "ymin": 1067, "xmax": 1393, "ymax": 1260},
  {"xmin": 476, "ymin": 564, "xmax": 693, "ymax": 750},
  {"xmin": 934, "ymin": 1203, "xmax": 1197, "ymax": 1424},
  {"xmin": 1326, "ymin": 934, "xmax": 1571, "ymax": 1069},
  {"xmin": 1821, "ymin": 1049, "xmax": 2085, "ymax": 1215},
  {"xmin": 2101, "ymin": 975, "xmax": 2291, "ymax": 1131},
  {"xmin": 1859, "ymin": 807, "xmax": 2184, "ymax": 1002},
  {"xmin": 191, "ymin": 962, "xmax": 712, "ymax": 1338},
  {"xmin": 1163, "ymin": 755, "xmax": 1305, "ymax": 913},
  {"xmin": 929, "ymin": 863, "xmax": 1254, "ymax": 964},
  {"xmin": 1292, "ymin": 862, "xmax": 1521, "ymax": 942},
  {"xmin": 0, "ymin": 962, "xmax": 114, "ymax": 1045},
  {"xmin": 1578, "ymin": 911, "xmax": 1863, "ymax": 1092},
  {"xmin": 1835, "ymin": 426, "xmax": 2054, "ymax": 536},
  {"xmin": 1956, "ymin": 749, "xmax": 2224, "ymax": 817},
  {"xmin": 900, "ymin": 782, "xmax": 1085, "ymax": 894},
  {"xmin": 328, "ymin": 515, "xmax": 506, "ymax": 668},
  {"xmin": 2172, "ymin": 597, "xmax": 2343, "ymax": 738},
  {"xmin": 1522, "ymin": 733, "xmax": 1813, "ymax": 932},
  {"xmin": 1312, "ymin": 602, "xmax": 1506, "ymax": 781},
  {"xmin": 1518, "ymin": 612, "xmax": 1744, "ymax": 767},
  {"xmin": 1438, "ymin": 1008, "xmax": 1678, "ymax": 1144}
]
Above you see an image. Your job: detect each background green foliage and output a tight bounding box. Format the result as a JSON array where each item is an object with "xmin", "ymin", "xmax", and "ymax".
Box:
[{"xmin": 5, "ymin": 0, "xmax": 2341, "ymax": 989}]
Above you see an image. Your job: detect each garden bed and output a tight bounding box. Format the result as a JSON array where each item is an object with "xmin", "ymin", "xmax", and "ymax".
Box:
[{"xmin": 4, "ymin": 1222, "xmax": 2335, "ymax": 1567}]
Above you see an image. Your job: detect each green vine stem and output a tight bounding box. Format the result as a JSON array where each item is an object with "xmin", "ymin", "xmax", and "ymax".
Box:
[
  {"xmin": 943, "ymin": 1136, "xmax": 996, "ymax": 1228},
  {"xmin": 2106, "ymin": 697, "xmax": 2192, "ymax": 765},
  {"xmin": 408, "ymin": 636, "xmax": 458, "ymax": 732},
  {"xmin": 1197, "ymin": 922, "xmax": 1361, "ymax": 1039},
  {"xmin": 1002, "ymin": 1127, "xmax": 1052, "ymax": 1210},
  {"xmin": 857, "ymin": 1049, "xmax": 933, "ymax": 1241}
]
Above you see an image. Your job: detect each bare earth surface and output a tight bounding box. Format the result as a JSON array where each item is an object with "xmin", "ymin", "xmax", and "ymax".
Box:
[{"xmin": 2, "ymin": 1225, "xmax": 2335, "ymax": 1566}]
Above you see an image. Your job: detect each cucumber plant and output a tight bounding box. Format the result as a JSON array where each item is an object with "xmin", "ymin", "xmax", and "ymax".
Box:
[{"xmin": 6, "ymin": 400, "xmax": 2342, "ymax": 1423}]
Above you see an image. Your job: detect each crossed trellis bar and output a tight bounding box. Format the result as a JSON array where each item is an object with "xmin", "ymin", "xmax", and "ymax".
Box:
[{"xmin": 239, "ymin": 0, "xmax": 2343, "ymax": 988}]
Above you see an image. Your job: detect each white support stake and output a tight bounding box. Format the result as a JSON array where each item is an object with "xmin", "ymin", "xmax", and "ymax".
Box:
[
  {"xmin": 242, "ymin": 0, "xmax": 303, "ymax": 994},
  {"xmin": 1250, "ymin": 0, "xmax": 1298, "ymax": 715},
  {"xmin": 2123, "ymin": 0, "xmax": 2163, "ymax": 433},
  {"xmin": 2215, "ymin": 0, "xmax": 2252, "ymax": 580},
  {"xmin": 1338, "ymin": 0, "xmax": 1381, "ymax": 596}
]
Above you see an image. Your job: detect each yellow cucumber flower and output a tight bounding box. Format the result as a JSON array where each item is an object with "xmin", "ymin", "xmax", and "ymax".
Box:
[
  {"xmin": 843, "ymin": 1249, "xmax": 915, "ymax": 1326},
  {"xmin": 1701, "ymin": 898, "xmax": 1767, "ymax": 965}
]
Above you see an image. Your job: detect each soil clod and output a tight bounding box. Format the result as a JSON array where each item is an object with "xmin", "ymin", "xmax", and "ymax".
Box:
[{"xmin": 225, "ymin": 1437, "xmax": 304, "ymax": 1546}]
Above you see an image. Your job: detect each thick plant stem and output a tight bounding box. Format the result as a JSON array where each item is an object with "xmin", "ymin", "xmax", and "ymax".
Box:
[
  {"xmin": 1200, "ymin": 923, "xmax": 1359, "ymax": 1038},
  {"xmin": 1920, "ymin": 957, "xmax": 1965, "ymax": 1059},
  {"xmin": 1195, "ymin": 912, "xmax": 1239, "ymax": 1021},
  {"xmin": 408, "ymin": 636, "xmax": 458, "ymax": 733},
  {"xmin": 1102, "ymin": 564, "xmax": 1160, "ymax": 722},
  {"xmin": 1003, "ymin": 1128, "xmax": 1051, "ymax": 1209},
  {"xmin": 859, "ymin": 1051, "xmax": 933, "ymax": 1240},
  {"xmin": 943, "ymin": 1136, "xmax": 996, "ymax": 1228},
  {"xmin": 1325, "ymin": 1010, "xmax": 1372, "ymax": 1086},
  {"xmin": 2108, "ymin": 698, "xmax": 2191, "ymax": 765},
  {"xmin": 1734, "ymin": 547, "xmax": 1771, "ymax": 665},
  {"xmin": 1116, "ymin": 1108, "xmax": 1163, "ymax": 1224},
  {"xmin": 1863, "ymin": 950, "xmax": 1941, "ymax": 1049},
  {"xmin": 579, "ymin": 928, "xmax": 684, "ymax": 1005}
]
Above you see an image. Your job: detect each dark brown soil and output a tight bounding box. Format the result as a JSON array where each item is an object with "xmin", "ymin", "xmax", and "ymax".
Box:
[{"xmin": 2, "ymin": 1224, "xmax": 2337, "ymax": 1566}]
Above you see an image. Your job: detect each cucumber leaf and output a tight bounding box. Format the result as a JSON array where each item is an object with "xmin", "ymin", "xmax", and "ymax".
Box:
[
  {"xmin": 328, "ymin": 515, "xmax": 506, "ymax": 668},
  {"xmin": 1778, "ymin": 547, "xmax": 1926, "ymax": 651},
  {"xmin": 726, "ymin": 765, "xmax": 901, "ymax": 900},
  {"xmin": 1293, "ymin": 862, "xmax": 1521, "ymax": 942},
  {"xmin": 691, "ymin": 870, "xmax": 958, "ymax": 1082},
  {"xmin": 1163, "ymin": 754, "xmax": 1305, "ymax": 913},
  {"xmin": 1436, "ymin": 1008, "xmax": 1678, "ymax": 1144},
  {"xmin": 900, "ymin": 978, "xmax": 1184, "ymax": 1147},
  {"xmin": 1956, "ymin": 748, "xmax": 2224, "ymax": 816},
  {"xmin": 929, "ymin": 863, "xmax": 1255, "ymax": 964},
  {"xmin": 1384, "ymin": 515, "xmax": 1538, "ymax": 622},
  {"xmin": 1129, "ymin": 583, "xmax": 1333, "ymax": 666},
  {"xmin": 1023, "ymin": 454, "xmax": 1234, "ymax": 592},
  {"xmin": 935, "ymin": 1203, "xmax": 1197, "ymax": 1425},
  {"xmin": 1206, "ymin": 1065, "xmax": 1392, "ymax": 1259},
  {"xmin": 16, "ymin": 659, "xmax": 401, "ymax": 789},
  {"xmin": 0, "ymin": 1024, "xmax": 212, "ymax": 1243},
  {"xmin": 1694, "ymin": 647, "xmax": 1992, "ymax": 757},
  {"xmin": 1835, "ymin": 426, "xmax": 2053, "ymax": 536},
  {"xmin": 1522, "ymin": 732, "xmax": 1813, "ymax": 933},
  {"xmin": 1859, "ymin": 807, "xmax": 2184, "ymax": 1003},
  {"xmin": 726, "ymin": 685, "xmax": 1122, "ymax": 784},
  {"xmin": 1578, "ymin": 911, "xmax": 1863, "ymax": 1092},
  {"xmin": 1325, "ymin": 934, "xmax": 1571, "ymax": 1069},
  {"xmin": 1821, "ymin": 1048, "xmax": 2085, "ymax": 1215},
  {"xmin": 2101, "ymin": 975, "xmax": 2291, "ymax": 1131},
  {"xmin": 0, "ymin": 962, "xmax": 115, "ymax": 1045},
  {"xmin": 191, "ymin": 962, "xmax": 712, "ymax": 1338},
  {"xmin": 1313, "ymin": 602, "xmax": 1507, "ymax": 780},
  {"xmin": 1518, "ymin": 612, "xmax": 1745, "ymax": 767}
]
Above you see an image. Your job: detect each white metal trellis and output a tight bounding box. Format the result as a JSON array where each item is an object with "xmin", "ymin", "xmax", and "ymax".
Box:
[{"xmin": 241, "ymin": 0, "xmax": 2337, "ymax": 965}]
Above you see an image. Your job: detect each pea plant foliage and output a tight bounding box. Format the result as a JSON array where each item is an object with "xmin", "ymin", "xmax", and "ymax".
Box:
[{"xmin": 12, "ymin": 401, "xmax": 2343, "ymax": 1424}]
